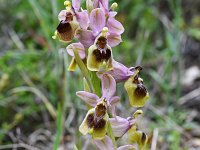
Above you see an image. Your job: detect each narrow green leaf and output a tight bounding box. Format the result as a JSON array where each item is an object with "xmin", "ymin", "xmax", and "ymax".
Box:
[{"xmin": 53, "ymin": 103, "xmax": 63, "ymax": 150}]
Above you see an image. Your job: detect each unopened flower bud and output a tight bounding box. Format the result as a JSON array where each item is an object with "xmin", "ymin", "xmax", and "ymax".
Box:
[
  {"xmin": 52, "ymin": 31, "xmax": 58, "ymax": 39},
  {"xmin": 64, "ymin": 1, "xmax": 71, "ymax": 7},
  {"xmin": 110, "ymin": 2, "xmax": 118, "ymax": 11},
  {"xmin": 133, "ymin": 110, "xmax": 143, "ymax": 118}
]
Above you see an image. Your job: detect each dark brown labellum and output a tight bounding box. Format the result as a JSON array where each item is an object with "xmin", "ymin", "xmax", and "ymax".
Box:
[
  {"xmin": 134, "ymin": 84, "xmax": 147, "ymax": 99},
  {"xmin": 87, "ymin": 114, "xmax": 95, "ymax": 128},
  {"xmin": 57, "ymin": 21, "xmax": 73, "ymax": 41},
  {"xmin": 93, "ymin": 49, "xmax": 111, "ymax": 62},
  {"xmin": 86, "ymin": 113, "xmax": 106, "ymax": 130},
  {"xmin": 93, "ymin": 119, "xmax": 106, "ymax": 130}
]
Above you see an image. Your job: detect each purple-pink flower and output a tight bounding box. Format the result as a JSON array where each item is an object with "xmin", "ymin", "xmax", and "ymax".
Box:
[
  {"xmin": 106, "ymin": 60, "xmax": 136, "ymax": 82},
  {"xmin": 76, "ymin": 0, "xmax": 124, "ymax": 48},
  {"xmin": 109, "ymin": 116, "xmax": 136, "ymax": 137},
  {"xmin": 76, "ymin": 73, "xmax": 119, "ymax": 116}
]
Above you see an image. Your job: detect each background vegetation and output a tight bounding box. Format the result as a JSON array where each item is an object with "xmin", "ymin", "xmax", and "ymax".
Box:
[{"xmin": 0, "ymin": 0, "xmax": 200, "ymax": 149}]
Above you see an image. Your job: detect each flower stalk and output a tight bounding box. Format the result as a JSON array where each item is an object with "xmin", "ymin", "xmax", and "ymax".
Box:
[{"xmin": 73, "ymin": 48, "xmax": 94, "ymax": 92}]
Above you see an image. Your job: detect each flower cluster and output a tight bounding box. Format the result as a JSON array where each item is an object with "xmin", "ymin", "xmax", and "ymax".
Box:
[{"xmin": 53, "ymin": 0, "xmax": 150, "ymax": 149}]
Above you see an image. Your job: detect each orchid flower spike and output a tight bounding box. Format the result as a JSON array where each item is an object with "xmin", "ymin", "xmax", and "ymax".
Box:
[{"xmin": 124, "ymin": 66, "xmax": 150, "ymax": 107}]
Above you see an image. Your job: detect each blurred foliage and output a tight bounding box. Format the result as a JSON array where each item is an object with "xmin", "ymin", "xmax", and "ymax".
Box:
[{"xmin": 0, "ymin": 0, "xmax": 200, "ymax": 149}]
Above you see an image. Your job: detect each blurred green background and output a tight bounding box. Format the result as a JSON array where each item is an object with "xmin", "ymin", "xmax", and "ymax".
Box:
[{"xmin": 0, "ymin": 0, "xmax": 200, "ymax": 149}]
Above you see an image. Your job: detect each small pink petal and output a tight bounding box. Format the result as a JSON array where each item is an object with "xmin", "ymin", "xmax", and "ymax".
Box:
[
  {"xmin": 107, "ymin": 60, "xmax": 134, "ymax": 82},
  {"xmin": 109, "ymin": 11, "xmax": 117, "ymax": 18},
  {"xmin": 109, "ymin": 116, "xmax": 130, "ymax": 137},
  {"xmin": 76, "ymin": 10, "xmax": 90, "ymax": 29},
  {"xmin": 58, "ymin": 10, "xmax": 67, "ymax": 21},
  {"xmin": 76, "ymin": 29, "xmax": 95, "ymax": 47},
  {"xmin": 66, "ymin": 42, "xmax": 85, "ymax": 59},
  {"xmin": 101, "ymin": 74, "xmax": 116, "ymax": 100},
  {"xmin": 118, "ymin": 145, "xmax": 138, "ymax": 150},
  {"xmin": 93, "ymin": 0, "xmax": 99, "ymax": 8},
  {"xmin": 90, "ymin": 8, "xmax": 106, "ymax": 36},
  {"xmin": 110, "ymin": 96, "xmax": 120, "ymax": 105},
  {"xmin": 107, "ymin": 34, "xmax": 122, "ymax": 47},
  {"xmin": 99, "ymin": 0, "xmax": 109, "ymax": 15},
  {"xmin": 72, "ymin": 0, "xmax": 81, "ymax": 11},
  {"xmin": 76, "ymin": 91, "xmax": 99, "ymax": 107},
  {"xmin": 99, "ymin": 0, "xmax": 109, "ymax": 11},
  {"xmin": 93, "ymin": 136, "xmax": 114, "ymax": 150},
  {"xmin": 109, "ymin": 96, "xmax": 120, "ymax": 118},
  {"xmin": 107, "ymin": 17, "xmax": 124, "ymax": 35}
]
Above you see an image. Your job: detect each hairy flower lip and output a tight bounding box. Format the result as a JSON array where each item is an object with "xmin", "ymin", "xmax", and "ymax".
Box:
[
  {"xmin": 56, "ymin": 21, "xmax": 74, "ymax": 42},
  {"xmin": 86, "ymin": 113, "xmax": 106, "ymax": 130},
  {"xmin": 87, "ymin": 44, "xmax": 113, "ymax": 71},
  {"xmin": 57, "ymin": 21, "xmax": 70, "ymax": 33},
  {"xmin": 79, "ymin": 100, "xmax": 109, "ymax": 139},
  {"xmin": 124, "ymin": 69, "xmax": 149, "ymax": 107}
]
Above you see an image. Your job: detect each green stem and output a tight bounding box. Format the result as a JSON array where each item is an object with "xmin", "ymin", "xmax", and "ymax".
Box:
[
  {"xmin": 90, "ymin": 72, "xmax": 101, "ymax": 97},
  {"xmin": 53, "ymin": 103, "xmax": 63, "ymax": 150},
  {"xmin": 73, "ymin": 49, "xmax": 94, "ymax": 93}
]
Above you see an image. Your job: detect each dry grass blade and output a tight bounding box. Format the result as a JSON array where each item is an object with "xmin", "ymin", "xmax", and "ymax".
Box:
[
  {"xmin": 151, "ymin": 128, "xmax": 159, "ymax": 150},
  {"xmin": 11, "ymin": 86, "xmax": 56, "ymax": 119},
  {"xmin": 0, "ymin": 143, "xmax": 39, "ymax": 150},
  {"xmin": 179, "ymin": 87, "xmax": 200, "ymax": 105}
]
